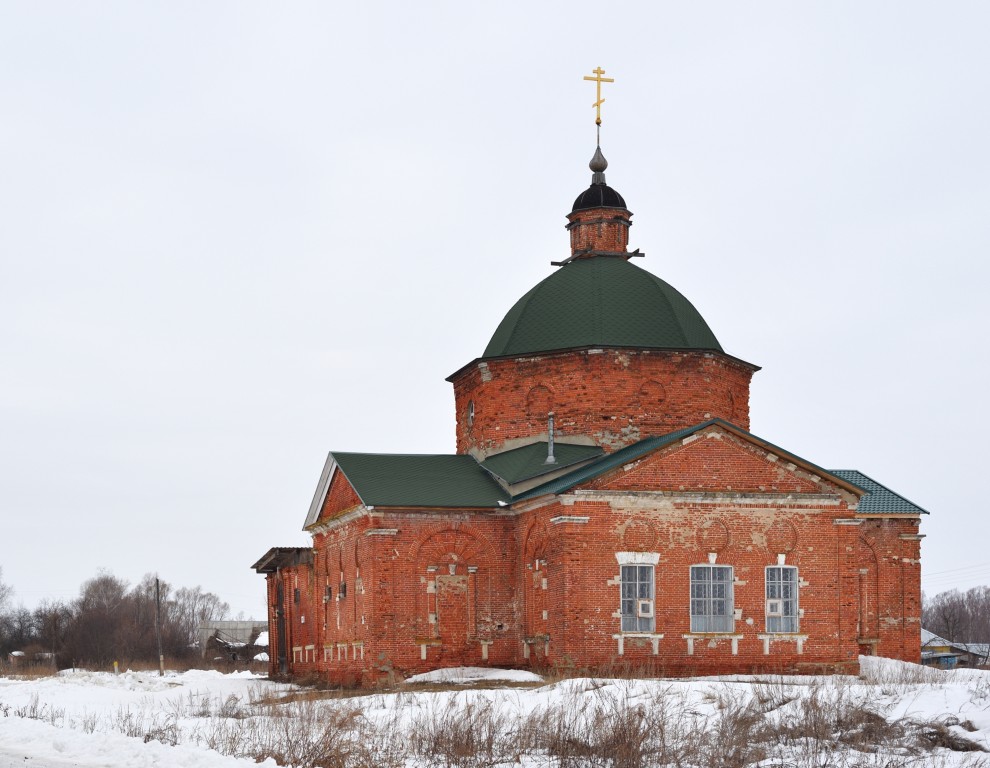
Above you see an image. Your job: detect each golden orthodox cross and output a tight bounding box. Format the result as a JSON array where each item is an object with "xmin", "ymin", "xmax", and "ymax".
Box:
[{"xmin": 583, "ymin": 66, "xmax": 614, "ymax": 126}]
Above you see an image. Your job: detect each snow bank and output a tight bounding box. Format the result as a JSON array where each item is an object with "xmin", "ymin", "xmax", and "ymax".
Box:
[
  {"xmin": 405, "ymin": 666, "xmax": 543, "ymax": 684},
  {"xmin": 0, "ymin": 716, "xmax": 277, "ymax": 768}
]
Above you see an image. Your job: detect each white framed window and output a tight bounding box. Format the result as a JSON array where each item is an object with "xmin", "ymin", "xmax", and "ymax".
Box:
[
  {"xmin": 690, "ymin": 565, "xmax": 734, "ymax": 633},
  {"xmin": 765, "ymin": 566, "xmax": 799, "ymax": 633},
  {"xmin": 620, "ymin": 565, "xmax": 655, "ymax": 632}
]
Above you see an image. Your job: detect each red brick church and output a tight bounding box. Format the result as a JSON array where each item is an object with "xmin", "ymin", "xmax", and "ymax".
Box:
[{"xmin": 253, "ymin": 113, "xmax": 926, "ymax": 686}]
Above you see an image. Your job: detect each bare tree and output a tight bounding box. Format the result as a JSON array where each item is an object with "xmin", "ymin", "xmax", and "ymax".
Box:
[
  {"xmin": 0, "ymin": 567, "xmax": 12, "ymax": 614},
  {"xmin": 0, "ymin": 567, "xmax": 13, "ymax": 653},
  {"xmin": 924, "ymin": 586, "xmax": 990, "ymax": 643},
  {"xmin": 30, "ymin": 569, "xmax": 233, "ymax": 667},
  {"xmin": 2, "ymin": 605, "xmax": 36, "ymax": 651},
  {"xmin": 33, "ymin": 600, "xmax": 74, "ymax": 658},
  {"xmin": 64, "ymin": 571, "xmax": 130, "ymax": 665},
  {"xmin": 172, "ymin": 585, "xmax": 230, "ymax": 648}
]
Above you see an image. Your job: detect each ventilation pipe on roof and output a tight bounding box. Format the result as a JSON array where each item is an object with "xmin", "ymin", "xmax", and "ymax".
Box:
[{"xmin": 545, "ymin": 412, "xmax": 556, "ymax": 464}]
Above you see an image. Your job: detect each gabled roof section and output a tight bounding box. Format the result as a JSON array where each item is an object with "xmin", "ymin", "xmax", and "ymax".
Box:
[
  {"xmin": 480, "ymin": 442, "xmax": 604, "ymax": 485},
  {"xmin": 304, "ymin": 453, "xmax": 339, "ymax": 528},
  {"xmin": 513, "ymin": 419, "xmax": 865, "ymax": 502},
  {"xmin": 830, "ymin": 469, "xmax": 929, "ymax": 515},
  {"xmin": 331, "ymin": 452, "xmax": 509, "ymax": 508},
  {"xmin": 921, "ymin": 628, "xmax": 952, "ymax": 647},
  {"xmin": 298, "ymin": 426, "xmax": 894, "ymax": 516},
  {"xmin": 512, "ymin": 423, "xmax": 700, "ymax": 501},
  {"xmin": 251, "ymin": 547, "xmax": 313, "ymax": 574}
]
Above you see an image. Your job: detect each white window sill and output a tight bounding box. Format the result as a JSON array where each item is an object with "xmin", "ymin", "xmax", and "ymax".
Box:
[
  {"xmin": 611, "ymin": 632, "xmax": 664, "ymax": 655},
  {"xmin": 756, "ymin": 633, "xmax": 806, "ymax": 639},
  {"xmin": 681, "ymin": 633, "xmax": 743, "ymax": 639},
  {"xmin": 757, "ymin": 633, "xmax": 808, "ymax": 654},
  {"xmin": 681, "ymin": 633, "xmax": 744, "ymax": 656}
]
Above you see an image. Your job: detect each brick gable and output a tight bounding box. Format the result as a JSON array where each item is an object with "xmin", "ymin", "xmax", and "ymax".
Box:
[
  {"xmin": 587, "ymin": 426, "xmax": 829, "ymax": 495},
  {"xmin": 317, "ymin": 470, "xmax": 362, "ymax": 523}
]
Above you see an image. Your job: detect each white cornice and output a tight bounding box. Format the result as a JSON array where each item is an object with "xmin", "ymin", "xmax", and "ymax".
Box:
[{"xmin": 570, "ymin": 489, "xmax": 843, "ymax": 507}]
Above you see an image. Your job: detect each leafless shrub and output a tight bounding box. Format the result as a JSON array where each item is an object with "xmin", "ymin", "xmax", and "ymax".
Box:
[
  {"xmin": 197, "ymin": 716, "xmax": 252, "ymax": 757},
  {"xmin": 914, "ymin": 715, "xmax": 988, "ymax": 753},
  {"xmin": 968, "ymin": 674, "xmax": 990, "ymax": 705},
  {"xmin": 185, "ymin": 690, "xmax": 215, "ymax": 718},
  {"xmin": 693, "ymin": 687, "xmax": 769, "ymax": 768},
  {"xmin": 407, "ymin": 694, "xmax": 516, "ymax": 768},
  {"xmin": 245, "ymin": 698, "xmax": 373, "ymax": 768},
  {"xmin": 142, "ymin": 714, "xmax": 179, "ymax": 746},
  {"xmin": 13, "ymin": 693, "xmax": 64, "ymax": 726},
  {"xmin": 109, "ymin": 706, "xmax": 149, "ymax": 739},
  {"xmin": 766, "ymin": 680, "xmax": 913, "ymax": 764},
  {"xmin": 519, "ymin": 682, "xmax": 699, "ymax": 768},
  {"xmin": 751, "ymin": 678, "xmax": 800, "ymax": 713},
  {"xmin": 218, "ymin": 693, "xmax": 246, "ymax": 719},
  {"xmin": 79, "ymin": 710, "xmax": 99, "ymax": 734}
]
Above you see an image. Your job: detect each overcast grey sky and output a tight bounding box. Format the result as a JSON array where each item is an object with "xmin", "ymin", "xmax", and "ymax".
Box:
[{"xmin": 2, "ymin": 2, "xmax": 988, "ymax": 619}]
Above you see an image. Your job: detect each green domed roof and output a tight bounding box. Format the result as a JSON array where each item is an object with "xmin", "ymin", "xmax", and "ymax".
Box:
[{"xmin": 483, "ymin": 256, "xmax": 723, "ymax": 358}]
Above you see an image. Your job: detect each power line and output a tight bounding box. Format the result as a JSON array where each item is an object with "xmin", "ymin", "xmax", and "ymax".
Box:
[{"xmin": 924, "ymin": 562, "xmax": 990, "ymax": 578}]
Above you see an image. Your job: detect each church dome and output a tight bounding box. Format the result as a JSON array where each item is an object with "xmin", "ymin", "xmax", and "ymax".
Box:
[
  {"xmin": 483, "ymin": 256, "xmax": 723, "ymax": 358},
  {"xmin": 572, "ymin": 183, "xmax": 626, "ymax": 212},
  {"xmin": 572, "ymin": 144, "xmax": 627, "ymax": 211}
]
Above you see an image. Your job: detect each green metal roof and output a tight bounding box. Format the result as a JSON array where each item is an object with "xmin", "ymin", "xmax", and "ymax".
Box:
[
  {"xmin": 483, "ymin": 256, "xmax": 724, "ymax": 358},
  {"xmin": 512, "ymin": 424, "xmax": 700, "ymax": 501},
  {"xmin": 830, "ymin": 470, "xmax": 929, "ymax": 515},
  {"xmin": 331, "ymin": 452, "xmax": 509, "ymax": 508},
  {"xmin": 317, "ymin": 432, "xmax": 922, "ymax": 516},
  {"xmin": 480, "ymin": 442, "xmax": 604, "ymax": 485},
  {"xmin": 512, "ymin": 419, "xmax": 868, "ymax": 503}
]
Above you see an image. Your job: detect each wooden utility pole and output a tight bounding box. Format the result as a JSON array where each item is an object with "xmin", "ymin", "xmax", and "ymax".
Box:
[{"xmin": 155, "ymin": 576, "xmax": 164, "ymax": 677}]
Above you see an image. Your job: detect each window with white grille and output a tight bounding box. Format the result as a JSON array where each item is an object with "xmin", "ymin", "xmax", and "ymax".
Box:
[
  {"xmin": 765, "ymin": 566, "xmax": 799, "ymax": 633},
  {"xmin": 620, "ymin": 565, "xmax": 655, "ymax": 632},
  {"xmin": 690, "ymin": 565, "xmax": 734, "ymax": 633}
]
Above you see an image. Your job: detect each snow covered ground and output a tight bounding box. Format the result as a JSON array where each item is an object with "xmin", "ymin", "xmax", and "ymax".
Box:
[
  {"xmin": 1, "ymin": 658, "xmax": 989, "ymax": 767},
  {"xmin": 0, "ymin": 669, "xmax": 280, "ymax": 768}
]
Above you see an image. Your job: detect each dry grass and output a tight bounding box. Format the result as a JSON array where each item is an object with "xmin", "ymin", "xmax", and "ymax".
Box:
[
  {"xmin": 6, "ymin": 664, "xmax": 990, "ymax": 767},
  {"xmin": 0, "ymin": 661, "xmax": 59, "ymax": 679}
]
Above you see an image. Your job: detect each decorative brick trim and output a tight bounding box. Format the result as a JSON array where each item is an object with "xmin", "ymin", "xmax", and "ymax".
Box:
[
  {"xmin": 615, "ymin": 552, "xmax": 660, "ymax": 565},
  {"xmin": 309, "ymin": 507, "xmax": 368, "ymax": 534},
  {"xmin": 574, "ymin": 490, "xmax": 841, "ymax": 506},
  {"xmin": 409, "ymin": 523, "xmax": 499, "ymax": 563},
  {"xmin": 549, "ymin": 515, "xmax": 590, "ymax": 525}
]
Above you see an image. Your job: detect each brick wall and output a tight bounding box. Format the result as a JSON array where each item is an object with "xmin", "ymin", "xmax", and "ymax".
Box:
[
  {"xmin": 266, "ymin": 432, "xmax": 920, "ymax": 685},
  {"xmin": 566, "ymin": 207, "xmax": 631, "ymax": 254},
  {"xmin": 452, "ymin": 349, "xmax": 755, "ymax": 456}
]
